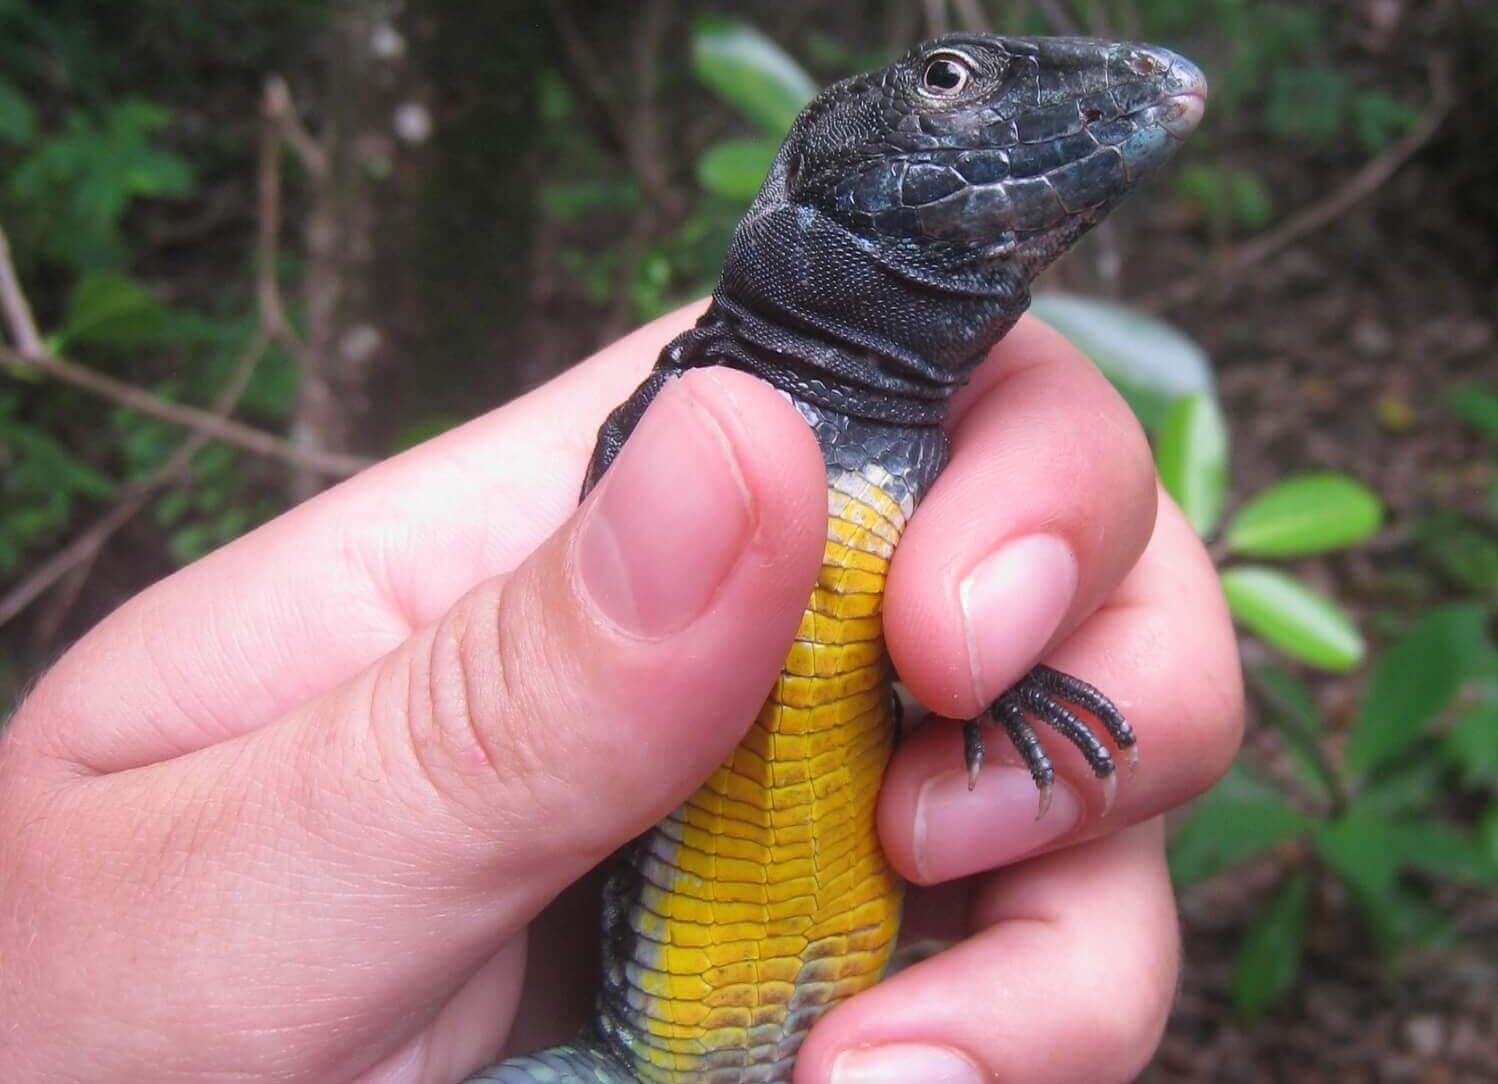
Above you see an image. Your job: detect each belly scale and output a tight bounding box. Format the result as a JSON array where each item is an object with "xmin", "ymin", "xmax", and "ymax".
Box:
[{"xmin": 597, "ymin": 463, "xmax": 911, "ymax": 1083}]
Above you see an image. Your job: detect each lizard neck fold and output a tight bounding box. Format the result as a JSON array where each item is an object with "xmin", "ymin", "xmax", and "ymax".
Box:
[{"xmin": 661, "ymin": 296, "xmax": 957, "ymax": 427}]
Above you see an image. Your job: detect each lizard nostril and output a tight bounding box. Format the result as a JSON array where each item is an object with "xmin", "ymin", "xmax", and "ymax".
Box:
[
  {"xmin": 1131, "ymin": 53, "xmax": 1163, "ymax": 76},
  {"xmin": 1082, "ymin": 107, "xmax": 1104, "ymax": 124}
]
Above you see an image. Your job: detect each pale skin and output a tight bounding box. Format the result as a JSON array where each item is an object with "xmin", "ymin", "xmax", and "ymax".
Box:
[{"xmin": 0, "ymin": 303, "xmax": 1243, "ymax": 1084}]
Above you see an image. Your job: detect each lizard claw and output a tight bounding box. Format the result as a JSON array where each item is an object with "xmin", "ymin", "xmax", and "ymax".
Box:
[
  {"xmin": 1100, "ymin": 771, "xmax": 1118, "ymax": 816},
  {"xmin": 964, "ymin": 665, "xmax": 1136, "ymax": 814}
]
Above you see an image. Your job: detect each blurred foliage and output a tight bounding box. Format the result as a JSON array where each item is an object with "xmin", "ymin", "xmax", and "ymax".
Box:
[
  {"xmin": 11, "ymin": 99, "xmax": 194, "ymax": 270},
  {"xmin": 0, "ymin": 0, "xmax": 311, "ymax": 585},
  {"xmin": 1172, "ymin": 603, "xmax": 1498, "ymax": 1019},
  {"xmin": 1162, "ymin": 383, "xmax": 1498, "ymax": 1021},
  {"xmin": 1044, "ymin": 296, "xmax": 1377, "ymax": 672},
  {"xmin": 1, "ymin": 6, "xmax": 1493, "ymax": 1032}
]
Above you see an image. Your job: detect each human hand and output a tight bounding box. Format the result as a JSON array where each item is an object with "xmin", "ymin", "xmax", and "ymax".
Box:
[{"xmin": 0, "ymin": 303, "xmax": 1241, "ymax": 1084}]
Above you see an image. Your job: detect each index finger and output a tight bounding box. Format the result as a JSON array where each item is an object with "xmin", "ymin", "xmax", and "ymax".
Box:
[{"xmin": 18, "ymin": 304, "xmax": 703, "ymax": 773}]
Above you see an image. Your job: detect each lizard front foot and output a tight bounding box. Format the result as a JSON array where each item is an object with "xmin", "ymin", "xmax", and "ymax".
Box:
[{"xmin": 962, "ymin": 665, "xmax": 1137, "ymax": 818}]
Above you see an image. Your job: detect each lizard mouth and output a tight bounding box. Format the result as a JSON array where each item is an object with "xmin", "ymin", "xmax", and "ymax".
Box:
[
  {"xmin": 1162, "ymin": 90, "xmax": 1207, "ymax": 137},
  {"xmin": 1156, "ymin": 56, "xmax": 1209, "ymax": 138}
]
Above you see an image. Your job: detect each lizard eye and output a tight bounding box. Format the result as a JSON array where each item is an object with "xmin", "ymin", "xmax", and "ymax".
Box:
[{"xmin": 922, "ymin": 53, "xmax": 973, "ymax": 95}]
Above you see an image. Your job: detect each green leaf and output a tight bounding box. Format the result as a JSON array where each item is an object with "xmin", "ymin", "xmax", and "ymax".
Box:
[
  {"xmin": 1347, "ymin": 604, "xmax": 1490, "ymax": 774},
  {"xmin": 1169, "ymin": 765, "xmax": 1309, "ymax": 886},
  {"xmin": 1444, "ymin": 703, "xmax": 1498, "ymax": 787},
  {"xmin": 1251, "ymin": 664, "xmax": 1336, "ymax": 799},
  {"xmin": 537, "ymin": 67, "xmax": 572, "ymax": 125},
  {"xmin": 1266, "ymin": 65, "xmax": 1350, "ymax": 144},
  {"xmin": 9, "ymin": 98, "xmax": 195, "ymax": 270},
  {"xmin": 1481, "ymin": 805, "xmax": 1498, "ymax": 871},
  {"xmin": 55, "ymin": 271, "xmax": 167, "ymax": 352},
  {"xmin": 1173, "ymin": 164, "xmax": 1273, "ymax": 233},
  {"xmin": 1313, "ymin": 812, "xmax": 1396, "ymax": 903},
  {"xmin": 1414, "ymin": 511, "xmax": 1498, "ymax": 591},
  {"xmin": 1030, "ymin": 292, "xmax": 1218, "ymax": 433},
  {"xmin": 1448, "ymin": 384, "xmax": 1498, "ymax": 440},
  {"xmin": 538, "ymin": 178, "xmax": 639, "ymax": 223},
  {"xmin": 1360, "ymin": 885, "xmax": 1455, "ymax": 954},
  {"xmin": 691, "ymin": 17, "xmax": 817, "ymax": 136},
  {"xmin": 1232, "ymin": 872, "xmax": 1310, "ymax": 1020},
  {"xmin": 168, "ymin": 522, "xmax": 213, "ymax": 565},
  {"xmin": 1351, "ymin": 90, "xmax": 1421, "ymax": 154},
  {"xmin": 0, "ymin": 79, "xmax": 36, "ymax": 144},
  {"xmin": 1316, "ymin": 814, "xmax": 1456, "ymax": 954},
  {"xmin": 1386, "ymin": 819, "xmax": 1498, "ymax": 886},
  {"xmin": 1228, "ymin": 170, "xmax": 1275, "ymax": 230},
  {"xmin": 1221, "ymin": 565, "xmax": 1365, "ymax": 671},
  {"xmin": 1349, "ymin": 759, "xmax": 1444, "ymax": 820},
  {"xmin": 696, "ymin": 137, "xmax": 780, "ymax": 200},
  {"xmin": 391, "ymin": 414, "xmax": 463, "ymax": 453},
  {"xmin": 1225, "ymin": 472, "xmax": 1384, "ymax": 557},
  {"xmin": 1156, "ymin": 393, "xmax": 1228, "ymax": 537},
  {"xmin": 154, "ymin": 489, "xmax": 192, "ymax": 528}
]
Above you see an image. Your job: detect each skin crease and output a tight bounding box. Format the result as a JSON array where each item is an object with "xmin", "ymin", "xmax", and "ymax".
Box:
[{"xmin": 0, "ymin": 302, "xmax": 1242, "ymax": 1084}]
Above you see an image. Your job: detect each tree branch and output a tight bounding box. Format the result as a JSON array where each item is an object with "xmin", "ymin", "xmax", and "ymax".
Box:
[
  {"xmin": 0, "ymin": 327, "xmax": 274, "ymax": 630},
  {"xmin": 258, "ymin": 77, "xmax": 319, "ymax": 373},
  {"xmin": 0, "ymin": 343, "xmax": 370, "ymax": 475},
  {"xmin": 0, "ymin": 224, "xmax": 43, "ymax": 358},
  {"xmin": 0, "ymin": 68, "xmax": 376, "ymax": 631},
  {"xmin": 547, "ymin": 0, "xmax": 634, "ymax": 156},
  {"xmin": 264, "ymin": 75, "xmax": 327, "ymax": 179},
  {"xmin": 0, "ymin": 71, "xmax": 372, "ymax": 482}
]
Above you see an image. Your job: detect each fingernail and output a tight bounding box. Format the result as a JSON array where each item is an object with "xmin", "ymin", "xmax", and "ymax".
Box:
[
  {"xmin": 959, "ymin": 534, "xmax": 1077, "ymax": 704},
  {"xmin": 578, "ymin": 375, "xmax": 755, "ymax": 638},
  {"xmin": 913, "ymin": 766, "xmax": 1081, "ymax": 881},
  {"xmin": 831, "ymin": 1043, "xmax": 986, "ymax": 1084}
]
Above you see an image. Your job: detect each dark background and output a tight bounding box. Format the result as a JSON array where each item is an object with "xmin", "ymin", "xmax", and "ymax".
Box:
[{"xmin": 0, "ymin": 2, "xmax": 1494, "ymax": 1080}]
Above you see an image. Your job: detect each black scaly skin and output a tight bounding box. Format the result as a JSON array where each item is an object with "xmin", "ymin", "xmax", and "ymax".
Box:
[{"xmin": 469, "ymin": 33, "xmax": 1205, "ymax": 1084}]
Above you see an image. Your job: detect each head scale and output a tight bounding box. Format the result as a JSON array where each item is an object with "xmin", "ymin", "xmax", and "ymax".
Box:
[
  {"xmin": 784, "ymin": 34, "xmax": 1205, "ymax": 278},
  {"xmin": 707, "ymin": 34, "xmax": 1206, "ymax": 409}
]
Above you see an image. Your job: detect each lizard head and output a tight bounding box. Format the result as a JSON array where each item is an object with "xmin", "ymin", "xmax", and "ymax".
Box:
[
  {"xmin": 705, "ymin": 34, "xmax": 1207, "ymax": 399},
  {"xmin": 777, "ymin": 33, "xmax": 1206, "ymax": 284}
]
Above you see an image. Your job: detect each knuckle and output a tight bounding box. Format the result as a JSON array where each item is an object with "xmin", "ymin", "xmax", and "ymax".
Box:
[
  {"xmin": 396, "ymin": 577, "xmax": 575, "ymax": 835},
  {"xmin": 1067, "ymin": 916, "xmax": 1180, "ymax": 1081}
]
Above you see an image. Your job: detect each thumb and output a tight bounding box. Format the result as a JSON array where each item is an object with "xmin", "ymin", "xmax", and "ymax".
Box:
[
  {"xmin": 18, "ymin": 368, "xmax": 824, "ymax": 1078},
  {"xmin": 292, "ymin": 365, "xmax": 826, "ymax": 911},
  {"xmin": 372, "ymin": 365, "xmax": 828, "ymax": 895}
]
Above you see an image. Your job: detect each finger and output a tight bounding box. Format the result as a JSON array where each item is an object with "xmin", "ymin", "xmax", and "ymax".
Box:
[
  {"xmin": 15, "ymin": 303, "xmax": 705, "ymax": 773},
  {"xmin": 884, "ymin": 315, "xmax": 1158, "ymax": 719},
  {"xmin": 796, "ymin": 821, "xmax": 1180, "ymax": 1084},
  {"xmin": 879, "ymin": 489, "xmax": 1242, "ymax": 883},
  {"xmin": 354, "ymin": 938, "xmax": 526, "ymax": 1084},
  {"xmin": 3, "ymin": 369, "xmax": 825, "ymax": 1081}
]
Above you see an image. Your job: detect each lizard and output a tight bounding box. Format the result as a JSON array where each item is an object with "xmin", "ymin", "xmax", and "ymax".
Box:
[{"xmin": 469, "ymin": 31, "xmax": 1206, "ymax": 1084}]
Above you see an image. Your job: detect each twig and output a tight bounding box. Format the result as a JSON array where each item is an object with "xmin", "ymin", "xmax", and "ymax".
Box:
[
  {"xmin": 0, "ymin": 344, "xmax": 369, "ymax": 475},
  {"xmin": 264, "ymin": 75, "xmax": 327, "ymax": 179},
  {"xmin": 0, "ymin": 70, "xmax": 371, "ymax": 479},
  {"xmin": 0, "ymin": 68, "xmax": 370, "ymax": 631},
  {"xmin": 602, "ymin": 0, "xmax": 674, "ymax": 341},
  {"xmin": 0, "ymin": 329, "xmax": 272, "ymax": 630},
  {"xmin": 258, "ymin": 78, "xmax": 318, "ymax": 372},
  {"xmin": 546, "ymin": 1, "xmax": 633, "ymax": 155},
  {"xmin": 0, "ymin": 224, "xmax": 43, "ymax": 358},
  {"xmin": 1145, "ymin": 53, "xmax": 1455, "ymax": 313}
]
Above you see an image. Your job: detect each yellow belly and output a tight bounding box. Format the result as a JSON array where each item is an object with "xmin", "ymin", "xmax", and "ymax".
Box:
[{"xmin": 614, "ymin": 465, "xmax": 909, "ymax": 1081}]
